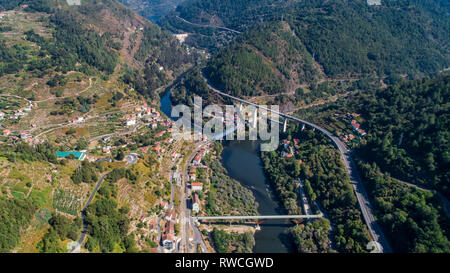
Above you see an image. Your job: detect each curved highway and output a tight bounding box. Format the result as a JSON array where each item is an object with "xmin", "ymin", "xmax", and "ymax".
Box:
[{"xmin": 201, "ymin": 71, "xmax": 392, "ymax": 253}]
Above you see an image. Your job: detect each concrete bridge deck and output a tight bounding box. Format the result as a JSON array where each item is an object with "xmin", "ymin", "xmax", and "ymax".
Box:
[{"xmin": 194, "ymin": 214, "xmax": 323, "ymax": 221}]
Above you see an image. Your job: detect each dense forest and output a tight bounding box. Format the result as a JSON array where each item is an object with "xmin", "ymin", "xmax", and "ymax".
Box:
[
  {"xmin": 293, "ymin": 74, "xmax": 450, "ymax": 252},
  {"xmin": 295, "ymin": 75, "xmax": 449, "ymax": 198},
  {"xmin": 157, "ymin": 0, "xmax": 280, "ymax": 51},
  {"xmin": 118, "ymin": 0, "xmax": 185, "ymax": 22},
  {"xmin": 124, "ymin": 23, "xmax": 195, "ymax": 99},
  {"xmin": 85, "ymin": 198, "xmax": 137, "ymax": 253},
  {"xmin": 160, "ymin": 0, "xmax": 449, "ymax": 79},
  {"xmin": 0, "ymin": 0, "xmax": 52, "ymax": 12},
  {"xmin": 288, "ymin": 0, "xmax": 449, "ymax": 77},
  {"xmin": 290, "ymin": 218, "xmax": 333, "ymax": 253},
  {"xmin": 159, "ymin": 0, "xmax": 282, "ymax": 37},
  {"xmin": 21, "ymin": 4, "xmax": 119, "ymax": 75},
  {"xmin": 202, "ymin": 143, "xmax": 259, "ymax": 216},
  {"xmin": 204, "ymin": 22, "xmax": 319, "ymax": 97},
  {"xmin": 354, "ymin": 75, "xmax": 450, "ymax": 199},
  {"xmin": 82, "ymin": 166, "xmax": 137, "ymax": 253},
  {"xmin": 170, "ymin": 67, "xmax": 220, "ymax": 106},
  {"xmin": 0, "ymin": 199, "xmax": 36, "ymax": 252},
  {"xmin": 357, "ymin": 161, "xmax": 450, "ymax": 252},
  {"xmin": 71, "ymin": 161, "xmax": 103, "ymax": 185},
  {"xmin": 262, "ymin": 126, "xmax": 371, "ymax": 253},
  {"xmin": 37, "ymin": 213, "xmax": 82, "ymax": 253},
  {"xmin": 0, "ymin": 142, "xmax": 58, "ymax": 164},
  {"xmin": 210, "ymin": 228, "xmax": 255, "ymax": 253}
]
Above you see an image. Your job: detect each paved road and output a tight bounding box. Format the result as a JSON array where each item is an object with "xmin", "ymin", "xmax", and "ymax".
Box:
[
  {"xmin": 392, "ymin": 178, "xmax": 450, "ymax": 219},
  {"xmin": 69, "ymin": 153, "xmax": 138, "ymax": 253},
  {"xmin": 189, "ymin": 216, "xmax": 207, "ymax": 253},
  {"xmin": 178, "ymin": 142, "xmax": 210, "ymax": 253},
  {"xmin": 201, "ymin": 70, "xmax": 392, "ymax": 253}
]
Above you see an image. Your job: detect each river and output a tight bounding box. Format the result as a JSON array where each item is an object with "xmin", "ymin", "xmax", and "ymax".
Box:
[{"xmin": 160, "ymin": 90, "xmax": 295, "ymax": 253}]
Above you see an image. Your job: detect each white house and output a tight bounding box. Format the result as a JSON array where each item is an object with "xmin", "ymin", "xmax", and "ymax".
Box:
[
  {"xmin": 72, "ymin": 116, "xmax": 84, "ymax": 123},
  {"xmin": 192, "ymin": 193, "xmax": 200, "ymax": 213},
  {"xmin": 125, "ymin": 118, "xmax": 136, "ymax": 126},
  {"xmin": 191, "ymin": 182, "xmax": 203, "ymax": 191}
]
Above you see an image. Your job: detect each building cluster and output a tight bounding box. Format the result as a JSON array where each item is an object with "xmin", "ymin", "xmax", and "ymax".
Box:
[
  {"xmin": 162, "ymin": 204, "xmax": 178, "ymax": 250},
  {"xmin": 187, "ymin": 148, "xmax": 209, "ymax": 190},
  {"xmin": 101, "ymin": 112, "xmax": 174, "ymax": 158},
  {"xmin": 341, "ymin": 112, "xmax": 366, "ymax": 144},
  {"xmin": 192, "ymin": 148, "xmax": 208, "ymax": 165},
  {"xmin": 139, "ymin": 216, "xmax": 158, "ymax": 234},
  {"xmin": 124, "ymin": 101, "xmax": 164, "ymax": 127},
  {"xmin": 281, "ymin": 138, "xmax": 301, "ymax": 158},
  {"xmin": 0, "ymin": 101, "xmax": 33, "ymax": 121},
  {"xmin": 280, "ymin": 138, "xmax": 305, "ymax": 166},
  {"xmin": 2, "ymin": 128, "xmax": 44, "ymax": 145},
  {"xmin": 188, "ymin": 166, "xmax": 204, "ymax": 190}
]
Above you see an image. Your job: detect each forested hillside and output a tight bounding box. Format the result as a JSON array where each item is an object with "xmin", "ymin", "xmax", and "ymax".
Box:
[
  {"xmin": 354, "ymin": 75, "xmax": 449, "ymax": 198},
  {"xmin": 118, "ymin": 0, "xmax": 186, "ymax": 22},
  {"xmin": 262, "ymin": 126, "xmax": 371, "ymax": 253},
  {"xmin": 357, "ymin": 161, "xmax": 450, "ymax": 253},
  {"xmin": 0, "ymin": 0, "xmax": 192, "ymax": 253},
  {"xmin": 296, "ymin": 75, "xmax": 449, "ymax": 198},
  {"xmin": 161, "ymin": 0, "xmax": 449, "ymax": 80},
  {"xmin": 205, "ymin": 22, "xmax": 320, "ymax": 97}
]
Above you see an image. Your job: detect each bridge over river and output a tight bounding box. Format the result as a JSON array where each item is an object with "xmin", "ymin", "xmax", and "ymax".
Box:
[
  {"xmin": 194, "ymin": 214, "xmax": 323, "ymax": 221},
  {"xmin": 200, "ymin": 69, "xmax": 392, "ymax": 253}
]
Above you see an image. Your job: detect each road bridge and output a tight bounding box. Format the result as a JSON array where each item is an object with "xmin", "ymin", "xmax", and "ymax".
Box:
[
  {"xmin": 201, "ymin": 69, "xmax": 392, "ymax": 253},
  {"xmin": 194, "ymin": 214, "xmax": 323, "ymax": 221}
]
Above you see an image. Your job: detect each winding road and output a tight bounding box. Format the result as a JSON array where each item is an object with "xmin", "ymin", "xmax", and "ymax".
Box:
[
  {"xmin": 392, "ymin": 178, "xmax": 450, "ymax": 219},
  {"xmin": 69, "ymin": 153, "xmax": 138, "ymax": 253},
  {"xmin": 201, "ymin": 70, "xmax": 392, "ymax": 253}
]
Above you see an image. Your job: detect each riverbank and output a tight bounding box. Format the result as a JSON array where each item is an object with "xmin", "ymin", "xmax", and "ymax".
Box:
[
  {"xmin": 221, "ymin": 140, "xmax": 295, "ymax": 253},
  {"xmin": 160, "ymin": 89, "xmax": 294, "ymax": 253}
]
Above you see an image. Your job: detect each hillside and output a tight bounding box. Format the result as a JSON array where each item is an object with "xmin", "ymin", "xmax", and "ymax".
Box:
[
  {"xmin": 0, "ymin": 0, "xmax": 193, "ymax": 133},
  {"xmin": 293, "ymin": 74, "xmax": 450, "ymax": 252},
  {"xmin": 204, "ymin": 22, "xmax": 321, "ymax": 98},
  {"xmin": 0, "ymin": 0, "xmax": 193, "ymax": 253},
  {"xmin": 295, "ymin": 74, "xmax": 450, "ymax": 199},
  {"xmin": 161, "ymin": 0, "xmax": 449, "ymax": 80},
  {"xmin": 118, "ymin": 0, "xmax": 186, "ymax": 22}
]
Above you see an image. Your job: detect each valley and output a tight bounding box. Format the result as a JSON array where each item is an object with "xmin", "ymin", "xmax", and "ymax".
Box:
[{"xmin": 0, "ymin": 0, "xmax": 448, "ymax": 255}]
